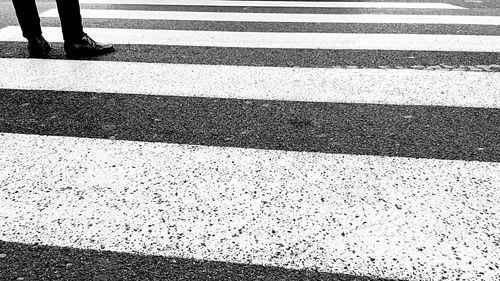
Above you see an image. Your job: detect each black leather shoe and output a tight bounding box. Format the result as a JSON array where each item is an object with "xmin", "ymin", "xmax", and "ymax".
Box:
[
  {"xmin": 27, "ymin": 35, "xmax": 51, "ymax": 58},
  {"xmin": 64, "ymin": 34, "xmax": 114, "ymax": 58}
]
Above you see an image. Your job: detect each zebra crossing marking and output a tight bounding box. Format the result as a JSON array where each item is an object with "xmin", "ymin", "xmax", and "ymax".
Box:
[
  {"xmin": 1, "ymin": 26, "xmax": 499, "ymax": 52},
  {"xmin": 41, "ymin": 9, "xmax": 500, "ymax": 25},
  {"xmin": 0, "ymin": 132, "xmax": 498, "ymax": 281},
  {"xmin": 1, "ymin": 58, "xmax": 499, "ymax": 108},
  {"xmin": 78, "ymin": 0, "xmax": 466, "ymax": 9}
]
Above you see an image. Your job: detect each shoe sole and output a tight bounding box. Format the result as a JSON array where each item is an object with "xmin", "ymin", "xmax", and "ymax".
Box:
[{"xmin": 28, "ymin": 47, "xmax": 52, "ymax": 59}]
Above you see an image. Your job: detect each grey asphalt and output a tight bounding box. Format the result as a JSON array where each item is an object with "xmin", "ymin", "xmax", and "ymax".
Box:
[
  {"xmin": 0, "ymin": 241, "xmax": 399, "ymax": 281},
  {"xmin": 2, "ymin": 42, "xmax": 499, "ymax": 69},
  {"xmin": 1, "ymin": 88, "xmax": 499, "ymax": 162},
  {"xmin": 0, "ymin": 0, "xmax": 499, "ymax": 280}
]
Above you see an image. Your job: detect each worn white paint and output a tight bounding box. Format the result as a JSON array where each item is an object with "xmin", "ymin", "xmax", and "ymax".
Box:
[
  {"xmin": 0, "ymin": 133, "xmax": 498, "ymax": 280},
  {"xmin": 78, "ymin": 0, "xmax": 466, "ymax": 9},
  {"xmin": 0, "ymin": 58, "xmax": 499, "ymax": 108},
  {"xmin": 1, "ymin": 26, "xmax": 499, "ymax": 52}
]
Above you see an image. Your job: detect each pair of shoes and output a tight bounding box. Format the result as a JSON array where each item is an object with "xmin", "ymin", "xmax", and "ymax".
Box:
[
  {"xmin": 64, "ymin": 34, "xmax": 114, "ymax": 59},
  {"xmin": 27, "ymin": 35, "xmax": 52, "ymax": 58}
]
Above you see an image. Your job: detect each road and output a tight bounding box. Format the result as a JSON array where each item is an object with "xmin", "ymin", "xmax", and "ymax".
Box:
[{"xmin": 0, "ymin": 0, "xmax": 499, "ymax": 280}]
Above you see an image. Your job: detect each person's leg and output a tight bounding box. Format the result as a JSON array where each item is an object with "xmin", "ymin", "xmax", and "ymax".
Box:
[
  {"xmin": 54, "ymin": 0, "xmax": 114, "ymax": 58},
  {"xmin": 54, "ymin": 0, "xmax": 85, "ymax": 41},
  {"xmin": 12, "ymin": 0, "xmax": 51, "ymax": 57},
  {"xmin": 12, "ymin": 0, "xmax": 42, "ymax": 39}
]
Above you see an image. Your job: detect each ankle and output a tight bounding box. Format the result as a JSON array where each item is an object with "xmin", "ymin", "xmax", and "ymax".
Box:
[
  {"xmin": 64, "ymin": 33, "xmax": 87, "ymax": 44},
  {"xmin": 27, "ymin": 35, "xmax": 44, "ymax": 43}
]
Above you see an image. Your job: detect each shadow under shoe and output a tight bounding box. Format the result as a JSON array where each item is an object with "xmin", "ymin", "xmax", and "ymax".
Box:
[
  {"xmin": 27, "ymin": 36, "xmax": 52, "ymax": 58},
  {"xmin": 64, "ymin": 34, "xmax": 115, "ymax": 59}
]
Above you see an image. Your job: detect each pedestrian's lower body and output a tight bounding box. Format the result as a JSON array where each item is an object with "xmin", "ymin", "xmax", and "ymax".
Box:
[
  {"xmin": 12, "ymin": 0, "xmax": 84, "ymax": 41},
  {"xmin": 11, "ymin": 0, "xmax": 114, "ymax": 58}
]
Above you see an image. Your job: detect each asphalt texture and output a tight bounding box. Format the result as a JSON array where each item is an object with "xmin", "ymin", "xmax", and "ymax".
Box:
[
  {"xmin": 0, "ymin": 89, "xmax": 499, "ymax": 162},
  {"xmin": 2, "ymin": 42, "xmax": 499, "ymax": 69},
  {"xmin": 0, "ymin": 241, "xmax": 399, "ymax": 281},
  {"xmin": 0, "ymin": 0, "xmax": 499, "ymax": 280}
]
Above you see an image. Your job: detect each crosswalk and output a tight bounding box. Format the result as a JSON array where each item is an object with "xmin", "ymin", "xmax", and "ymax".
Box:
[{"xmin": 0, "ymin": 0, "xmax": 499, "ymax": 280}]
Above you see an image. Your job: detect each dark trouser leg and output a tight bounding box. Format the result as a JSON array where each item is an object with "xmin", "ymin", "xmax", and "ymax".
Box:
[
  {"xmin": 55, "ymin": 0, "xmax": 84, "ymax": 41},
  {"xmin": 12, "ymin": 0, "xmax": 42, "ymax": 39}
]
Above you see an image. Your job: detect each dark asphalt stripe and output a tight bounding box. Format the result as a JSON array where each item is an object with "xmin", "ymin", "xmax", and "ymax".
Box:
[
  {"xmin": 78, "ymin": 4, "xmax": 500, "ymax": 16},
  {"xmin": 1, "ymin": 42, "xmax": 499, "ymax": 69},
  {"xmin": 1, "ymin": 89, "xmax": 498, "ymax": 162},
  {"xmin": 0, "ymin": 241, "xmax": 401, "ymax": 281}
]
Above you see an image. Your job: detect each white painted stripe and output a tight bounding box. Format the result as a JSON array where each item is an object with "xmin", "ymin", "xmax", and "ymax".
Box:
[
  {"xmin": 41, "ymin": 9, "xmax": 499, "ymax": 25},
  {"xmin": 78, "ymin": 0, "xmax": 466, "ymax": 9},
  {"xmin": 0, "ymin": 58, "xmax": 499, "ymax": 108},
  {"xmin": 0, "ymin": 133, "xmax": 498, "ymax": 280},
  {"xmin": 1, "ymin": 26, "xmax": 499, "ymax": 52}
]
